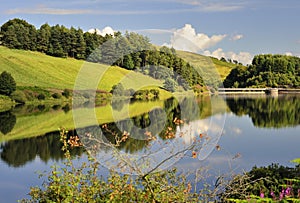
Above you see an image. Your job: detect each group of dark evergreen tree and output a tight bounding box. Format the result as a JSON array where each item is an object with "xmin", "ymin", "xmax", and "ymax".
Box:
[
  {"xmin": 224, "ymin": 54, "xmax": 300, "ymax": 88},
  {"xmin": 0, "ymin": 18, "xmax": 204, "ymax": 90},
  {"xmin": 0, "ymin": 18, "xmax": 110, "ymax": 59}
]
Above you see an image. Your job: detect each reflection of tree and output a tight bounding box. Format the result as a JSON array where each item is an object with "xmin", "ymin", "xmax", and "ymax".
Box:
[
  {"xmin": 0, "ymin": 131, "xmax": 84, "ymax": 167},
  {"xmin": 78, "ymin": 97, "xmax": 205, "ymax": 154},
  {"xmin": 226, "ymin": 95, "xmax": 300, "ymax": 128},
  {"xmin": 0, "ymin": 110, "xmax": 16, "ymax": 135}
]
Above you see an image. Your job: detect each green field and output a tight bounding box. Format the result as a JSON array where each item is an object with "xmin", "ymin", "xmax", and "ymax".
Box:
[
  {"xmin": 0, "ymin": 46, "xmax": 164, "ymax": 92},
  {"xmin": 0, "ymin": 46, "xmax": 236, "ymax": 91}
]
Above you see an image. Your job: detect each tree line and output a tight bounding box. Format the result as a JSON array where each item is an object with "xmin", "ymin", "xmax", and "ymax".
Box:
[
  {"xmin": 0, "ymin": 18, "xmax": 111, "ymax": 59},
  {"xmin": 0, "ymin": 18, "xmax": 204, "ymax": 90},
  {"xmin": 224, "ymin": 54, "xmax": 300, "ymax": 88}
]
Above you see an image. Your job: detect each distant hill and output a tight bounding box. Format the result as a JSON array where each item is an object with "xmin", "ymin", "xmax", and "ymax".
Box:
[{"xmin": 176, "ymin": 50, "xmax": 236, "ymax": 83}]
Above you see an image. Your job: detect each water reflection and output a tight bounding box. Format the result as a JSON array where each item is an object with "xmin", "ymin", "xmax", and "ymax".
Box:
[
  {"xmin": 0, "ymin": 111, "xmax": 16, "ymax": 135},
  {"xmin": 0, "ymin": 131, "xmax": 84, "ymax": 167},
  {"xmin": 225, "ymin": 95, "xmax": 300, "ymax": 128},
  {"xmin": 0, "ymin": 95, "xmax": 299, "ymax": 169}
]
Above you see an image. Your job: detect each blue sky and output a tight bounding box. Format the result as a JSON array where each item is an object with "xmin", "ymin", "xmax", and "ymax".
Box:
[{"xmin": 1, "ymin": 0, "xmax": 299, "ymax": 64}]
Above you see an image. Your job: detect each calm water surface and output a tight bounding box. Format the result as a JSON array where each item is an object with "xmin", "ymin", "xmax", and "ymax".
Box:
[{"xmin": 0, "ymin": 94, "xmax": 299, "ymax": 202}]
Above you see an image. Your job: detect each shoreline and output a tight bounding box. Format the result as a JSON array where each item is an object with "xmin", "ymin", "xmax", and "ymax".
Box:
[{"xmin": 218, "ymin": 88, "xmax": 300, "ymax": 95}]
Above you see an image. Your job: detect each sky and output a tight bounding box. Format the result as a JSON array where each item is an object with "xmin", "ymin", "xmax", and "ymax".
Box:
[{"xmin": 0, "ymin": 0, "xmax": 300, "ymax": 64}]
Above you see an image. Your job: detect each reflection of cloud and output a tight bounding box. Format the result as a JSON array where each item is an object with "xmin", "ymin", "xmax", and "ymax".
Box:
[
  {"xmin": 230, "ymin": 126, "xmax": 242, "ymax": 135},
  {"xmin": 165, "ymin": 24, "xmax": 226, "ymax": 52},
  {"xmin": 175, "ymin": 114, "xmax": 225, "ymax": 161}
]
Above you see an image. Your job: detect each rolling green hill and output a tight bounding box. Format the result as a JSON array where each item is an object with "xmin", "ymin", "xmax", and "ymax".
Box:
[
  {"xmin": 176, "ymin": 50, "xmax": 236, "ymax": 81},
  {"xmin": 0, "ymin": 46, "xmax": 164, "ymax": 92},
  {"xmin": 0, "ymin": 46, "xmax": 236, "ymax": 93}
]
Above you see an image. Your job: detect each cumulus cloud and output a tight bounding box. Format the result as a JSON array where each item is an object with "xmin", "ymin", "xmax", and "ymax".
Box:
[
  {"xmin": 285, "ymin": 52, "xmax": 293, "ymax": 56},
  {"xmin": 230, "ymin": 34, "xmax": 243, "ymax": 41},
  {"xmin": 167, "ymin": 24, "xmax": 226, "ymax": 52},
  {"xmin": 203, "ymin": 48, "xmax": 252, "ymax": 65},
  {"xmin": 88, "ymin": 27, "xmax": 115, "ymax": 36}
]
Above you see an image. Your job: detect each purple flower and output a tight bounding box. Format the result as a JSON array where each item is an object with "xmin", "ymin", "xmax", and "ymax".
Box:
[
  {"xmin": 270, "ymin": 191, "xmax": 275, "ymax": 198},
  {"xmin": 285, "ymin": 187, "xmax": 291, "ymax": 196},
  {"xmin": 279, "ymin": 192, "xmax": 284, "ymax": 200},
  {"xmin": 260, "ymin": 192, "xmax": 264, "ymax": 198}
]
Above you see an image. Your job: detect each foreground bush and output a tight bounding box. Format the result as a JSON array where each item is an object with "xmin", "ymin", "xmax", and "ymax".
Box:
[
  {"xmin": 221, "ymin": 163, "xmax": 300, "ymax": 202},
  {"xmin": 21, "ymin": 129, "xmax": 212, "ymax": 203}
]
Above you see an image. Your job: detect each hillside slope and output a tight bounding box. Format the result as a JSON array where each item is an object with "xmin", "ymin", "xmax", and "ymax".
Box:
[
  {"xmin": 0, "ymin": 46, "xmax": 236, "ymax": 92},
  {"xmin": 0, "ymin": 46, "xmax": 164, "ymax": 91},
  {"xmin": 176, "ymin": 50, "xmax": 236, "ymax": 81}
]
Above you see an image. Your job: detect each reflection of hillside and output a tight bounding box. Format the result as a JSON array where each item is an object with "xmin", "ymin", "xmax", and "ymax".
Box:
[
  {"xmin": 0, "ymin": 100, "xmax": 166, "ymax": 143},
  {"xmin": 225, "ymin": 95, "xmax": 300, "ymax": 128},
  {"xmin": 0, "ymin": 131, "xmax": 84, "ymax": 167},
  {"xmin": 0, "ymin": 96, "xmax": 228, "ymax": 167},
  {"xmin": 77, "ymin": 96, "xmax": 226, "ymax": 154}
]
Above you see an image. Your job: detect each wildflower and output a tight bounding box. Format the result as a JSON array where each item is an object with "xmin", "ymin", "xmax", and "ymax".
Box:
[
  {"xmin": 270, "ymin": 191, "xmax": 275, "ymax": 199},
  {"xmin": 285, "ymin": 187, "xmax": 291, "ymax": 196},
  {"xmin": 260, "ymin": 192, "xmax": 264, "ymax": 198},
  {"xmin": 279, "ymin": 190, "xmax": 285, "ymax": 200}
]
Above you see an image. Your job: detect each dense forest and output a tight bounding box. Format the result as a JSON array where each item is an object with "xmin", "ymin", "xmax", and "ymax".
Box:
[
  {"xmin": 0, "ymin": 18, "xmax": 203, "ymax": 90},
  {"xmin": 224, "ymin": 54, "xmax": 300, "ymax": 88}
]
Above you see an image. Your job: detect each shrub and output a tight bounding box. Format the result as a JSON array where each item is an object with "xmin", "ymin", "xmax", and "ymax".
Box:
[
  {"xmin": 52, "ymin": 92, "xmax": 62, "ymax": 99},
  {"xmin": 62, "ymin": 89, "xmax": 71, "ymax": 98},
  {"xmin": 37, "ymin": 93, "xmax": 46, "ymax": 100},
  {"xmin": 10, "ymin": 90, "xmax": 27, "ymax": 104},
  {"xmin": 0, "ymin": 71, "xmax": 16, "ymax": 96}
]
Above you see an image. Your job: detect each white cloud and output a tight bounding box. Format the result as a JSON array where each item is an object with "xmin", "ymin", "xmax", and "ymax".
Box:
[
  {"xmin": 6, "ymin": 6, "xmax": 91, "ymax": 15},
  {"xmin": 174, "ymin": 0, "xmax": 245, "ymax": 12},
  {"xmin": 88, "ymin": 27, "xmax": 115, "ymax": 36},
  {"xmin": 285, "ymin": 52, "xmax": 293, "ymax": 56},
  {"xmin": 230, "ymin": 34, "xmax": 243, "ymax": 41},
  {"xmin": 135, "ymin": 28, "xmax": 175, "ymax": 35},
  {"xmin": 200, "ymin": 3, "xmax": 243, "ymax": 12},
  {"xmin": 203, "ymin": 48, "xmax": 252, "ymax": 65},
  {"xmin": 167, "ymin": 24, "xmax": 226, "ymax": 52}
]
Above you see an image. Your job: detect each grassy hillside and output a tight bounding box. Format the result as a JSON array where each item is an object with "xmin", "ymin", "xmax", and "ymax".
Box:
[
  {"xmin": 0, "ymin": 46, "xmax": 164, "ymax": 92},
  {"xmin": 176, "ymin": 50, "xmax": 236, "ymax": 81},
  {"xmin": 0, "ymin": 46, "xmax": 236, "ymax": 93}
]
